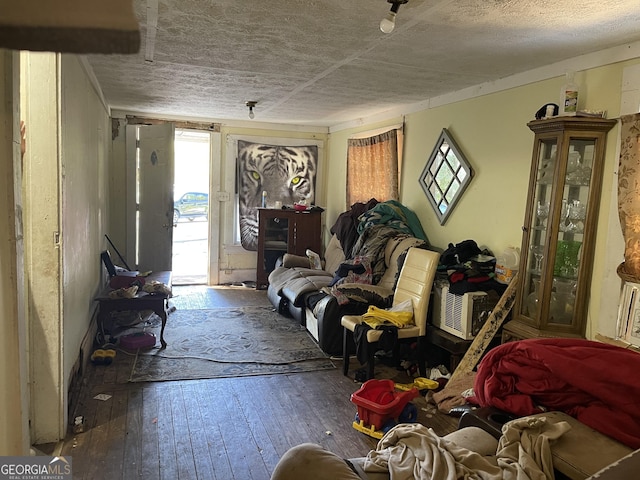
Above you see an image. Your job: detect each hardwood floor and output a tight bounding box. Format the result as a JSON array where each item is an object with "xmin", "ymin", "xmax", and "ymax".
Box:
[{"xmin": 60, "ymin": 285, "xmax": 458, "ymax": 479}]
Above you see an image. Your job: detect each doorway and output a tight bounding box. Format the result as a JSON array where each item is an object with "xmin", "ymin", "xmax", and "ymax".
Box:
[{"xmin": 172, "ymin": 129, "xmax": 210, "ymax": 285}]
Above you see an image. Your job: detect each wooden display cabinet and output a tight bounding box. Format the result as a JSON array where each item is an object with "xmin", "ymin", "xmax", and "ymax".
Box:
[
  {"xmin": 502, "ymin": 117, "xmax": 616, "ymax": 342},
  {"xmin": 256, "ymin": 208, "xmax": 323, "ymax": 290}
]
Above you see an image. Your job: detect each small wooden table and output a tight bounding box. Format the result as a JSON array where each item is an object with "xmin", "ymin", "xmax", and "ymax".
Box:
[
  {"xmin": 426, "ymin": 326, "xmax": 473, "ymax": 373},
  {"xmin": 95, "ymin": 271, "xmax": 172, "ymax": 348},
  {"xmin": 426, "ymin": 325, "xmax": 502, "ymax": 373}
]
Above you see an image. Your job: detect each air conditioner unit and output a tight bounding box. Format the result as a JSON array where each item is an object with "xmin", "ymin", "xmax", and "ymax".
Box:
[{"xmin": 432, "ymin": 285, "xmax": 498, "ymax": 340}]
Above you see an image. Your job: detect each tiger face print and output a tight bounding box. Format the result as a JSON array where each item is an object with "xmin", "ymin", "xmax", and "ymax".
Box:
[{"xmin": 237, "ymin": 141, "xmax": 318, "ymax": 251}]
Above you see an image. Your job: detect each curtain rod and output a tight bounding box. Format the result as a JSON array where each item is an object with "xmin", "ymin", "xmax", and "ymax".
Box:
[{"xmin": 349, "ymin": 122, "xmax": 404, "ymax": 140}]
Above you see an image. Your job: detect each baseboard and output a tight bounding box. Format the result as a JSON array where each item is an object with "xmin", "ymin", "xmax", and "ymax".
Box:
[{"xmin": 218, "ymin": 268, "xmax": 256, "ymax": 285}]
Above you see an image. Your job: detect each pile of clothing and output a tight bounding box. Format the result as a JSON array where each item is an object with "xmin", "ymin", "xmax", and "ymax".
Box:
[
  {"xmin": 438, "ymin": 239, "xmax": 506, "ymax": 297},
  {"xmin": 331, "ymin": 199, "xmax": 429, "ymax": 288}
]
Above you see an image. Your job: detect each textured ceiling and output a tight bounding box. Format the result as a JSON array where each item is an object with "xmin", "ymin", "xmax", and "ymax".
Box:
[{"xmin": 85, "ymin": 0, "xmax": 640, "ymax": 127}]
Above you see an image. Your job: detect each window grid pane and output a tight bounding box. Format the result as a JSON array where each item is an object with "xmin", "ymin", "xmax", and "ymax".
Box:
[{"xmin": 419, "ymin": 129, "xmax": 473, "ymax": 225}]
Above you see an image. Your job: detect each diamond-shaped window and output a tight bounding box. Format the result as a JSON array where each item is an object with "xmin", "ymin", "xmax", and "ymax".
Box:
[{"xmin": 419, "ymin": 129, "xmax": 473, "ymax": 225}]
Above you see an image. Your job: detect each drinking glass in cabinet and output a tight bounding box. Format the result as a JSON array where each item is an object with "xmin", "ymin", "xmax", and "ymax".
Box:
[
  {"xmin": 530, "ymin": 244, "xmax": 544, "ymax": 273},
  {"xmin": 559, "ymin": 200, "xmax": 570, "ymax": 232},
  {"xmin": 567, "ymin": 200, "xmax": 586, "ymax": 233},
  {"xmin": 536, "ymin": 201, "xmax": 549, "ymax": 227}
]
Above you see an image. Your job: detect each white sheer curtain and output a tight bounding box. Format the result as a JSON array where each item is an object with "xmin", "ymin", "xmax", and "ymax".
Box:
[{"xmin": 347, "ymin": 128, "xmax": 402, "ymax": 206}]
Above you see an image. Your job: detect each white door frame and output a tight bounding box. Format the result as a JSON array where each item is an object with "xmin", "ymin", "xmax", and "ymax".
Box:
[
  {"xmin": 125, "ymin": 123, "xmax": 137, "ymax": 267},
  {"xmin": 126, "ymin": 125, "xmax": 223, "ymax": 283},
  {"xmin": 208, "ymin": 131, "xmax": 222, "ymax": 285}
]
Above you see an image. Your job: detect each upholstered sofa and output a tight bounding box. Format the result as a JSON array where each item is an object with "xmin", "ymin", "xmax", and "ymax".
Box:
[
  {"xmin": 341, "ymin": 410, "xmax": 635, "ymax": 480},
  {"xmin": 266, "ymin": 232, "xmax": 427, "ymax": 355},
  {"xmin": 456, "ymin": 408, "xmax": 635, "ymax": 480}
]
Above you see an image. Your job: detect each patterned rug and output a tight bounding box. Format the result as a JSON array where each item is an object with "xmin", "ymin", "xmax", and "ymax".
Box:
[{"xmin": 128, "ymin": 306, "xmax": 335, "ymax": 382}]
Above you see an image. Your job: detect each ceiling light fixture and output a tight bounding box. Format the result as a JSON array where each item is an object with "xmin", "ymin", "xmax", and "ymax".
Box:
[
  {"xmin": 380, "ymin": 0, "xmax": 408, "ymax": 34},
  {"xmin": 246, "ymin": 101, "xmax": 257, "ymax": 119}
]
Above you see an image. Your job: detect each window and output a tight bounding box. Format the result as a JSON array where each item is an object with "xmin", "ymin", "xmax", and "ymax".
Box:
[
  {"xmin": 419, "ymin": 128, "xmax": 473, "ymax": 225},
  {"xmin": 347, "ymin": 128, "xmax": 402, "ymax": 206}
]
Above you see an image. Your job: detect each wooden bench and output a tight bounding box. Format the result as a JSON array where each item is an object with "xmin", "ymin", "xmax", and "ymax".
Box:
[{"xmin": 95, "ymin": 271, "xmax": 173, "ymax": 348}]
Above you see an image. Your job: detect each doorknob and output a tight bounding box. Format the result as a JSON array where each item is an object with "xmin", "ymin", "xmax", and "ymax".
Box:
[{"xmin": 162, "ymin": 224, "xmax": 174, "ymax": 229}]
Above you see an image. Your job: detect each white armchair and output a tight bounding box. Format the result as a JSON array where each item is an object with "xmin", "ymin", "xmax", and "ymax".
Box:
[{"xmin": 341, "ymin": 247, "xmax": 440, "ymax": 380}]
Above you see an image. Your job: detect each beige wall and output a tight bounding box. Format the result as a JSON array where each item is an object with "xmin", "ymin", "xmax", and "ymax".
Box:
[
  {"xmin": 21, "ymin": 52, "xmax": 110, "ymax": 444},
  {"xmin": 22, "ymin": 51, "xmax": 65, "ymax": 444},
  {"xmin": 327, "ymin": 60, "xmax": 639, "ymax": 342},
  {"xmin": 0, "ymin": 50, "xmax": 29, "ymax": 455},
  {"xmin": 60, "ymin": 55, "xmax": 110, "ymax": 395}
]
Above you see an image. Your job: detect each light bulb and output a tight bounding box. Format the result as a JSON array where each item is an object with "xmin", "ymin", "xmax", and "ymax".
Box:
[
  {"xmin": 380, "ymin": 12, "xmax": 396, "ymax": 33},
  {"xmin": 246, "ymin": 101, "xmax": 257, "ymax": 119}
]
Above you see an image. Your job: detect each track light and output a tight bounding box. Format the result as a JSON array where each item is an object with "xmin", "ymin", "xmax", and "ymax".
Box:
[
  {"xmin": 380, "ymin": 0, "xmax": 408, "ymax": 34},
  {"xmin": 246, "ymin": 101, "xmax": 257, "ymax": 119}
]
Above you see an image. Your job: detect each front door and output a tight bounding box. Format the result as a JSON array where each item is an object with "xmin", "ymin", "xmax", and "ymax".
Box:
[
  {"xmin": 171, "ymin": 129, "xmax": 212, "ymax": 284},
  {"xmin": 135, "ymin": 123, "xmax": 175, "ymax": 271}
]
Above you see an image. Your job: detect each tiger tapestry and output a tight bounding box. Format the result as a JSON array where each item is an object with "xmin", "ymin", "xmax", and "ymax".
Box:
[{"xmin": 237, "ymin": 141, "xmax": 318, "ymax": 251}]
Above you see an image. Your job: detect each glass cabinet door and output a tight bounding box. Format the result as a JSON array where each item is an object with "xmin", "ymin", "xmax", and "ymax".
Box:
[
  {"xmin": 508, "ymin": 117, "xmax": 616, "ymax": 341},
  {"xmin": 263, "ymin": 216, "xmax": 289, "ymax": 273},
  {"xmin": 256, "ymin": 209, "xmax": 291, "ymax": 290},
  {"xmin": 547, "ymin": 138, "xmax": 595, "ymax": 326},
  {"xmin": 520, "ymin": 136, "xmax": 557, "ymax": 323}
]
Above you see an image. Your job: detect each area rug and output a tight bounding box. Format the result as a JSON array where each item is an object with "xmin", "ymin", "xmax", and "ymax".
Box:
[{"xmin": 128, "ymin": 306, "xmax": 335, "ymax": 382}]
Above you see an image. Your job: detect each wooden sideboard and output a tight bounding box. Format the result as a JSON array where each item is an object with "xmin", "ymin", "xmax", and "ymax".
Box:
[{"xmin": 256, "ymin": 208, "xmax": 322, "ymax": 290}]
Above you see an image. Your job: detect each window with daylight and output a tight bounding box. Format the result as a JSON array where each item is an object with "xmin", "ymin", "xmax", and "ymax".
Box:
[
  {"xmin": 347, "ymin": 128, "xmax": 403, "ymax": 206},
  {"xmin": 420, "ymin": 128, "xmax": 473, "ymax": 225}
]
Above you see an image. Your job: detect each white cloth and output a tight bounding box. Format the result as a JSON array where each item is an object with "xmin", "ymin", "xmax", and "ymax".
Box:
[
  {"xmin": 496, "ymin": 416, "xmax": 571, "ymax": 480},
  {"xmin": 363, "ymin": 417, "xmax": 570, "ymax": 480}
]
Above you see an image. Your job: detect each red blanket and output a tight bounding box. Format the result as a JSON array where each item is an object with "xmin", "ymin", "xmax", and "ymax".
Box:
[{"xmin": 471, "ymin": 338, "xmax": 640, "ymax": 448}]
